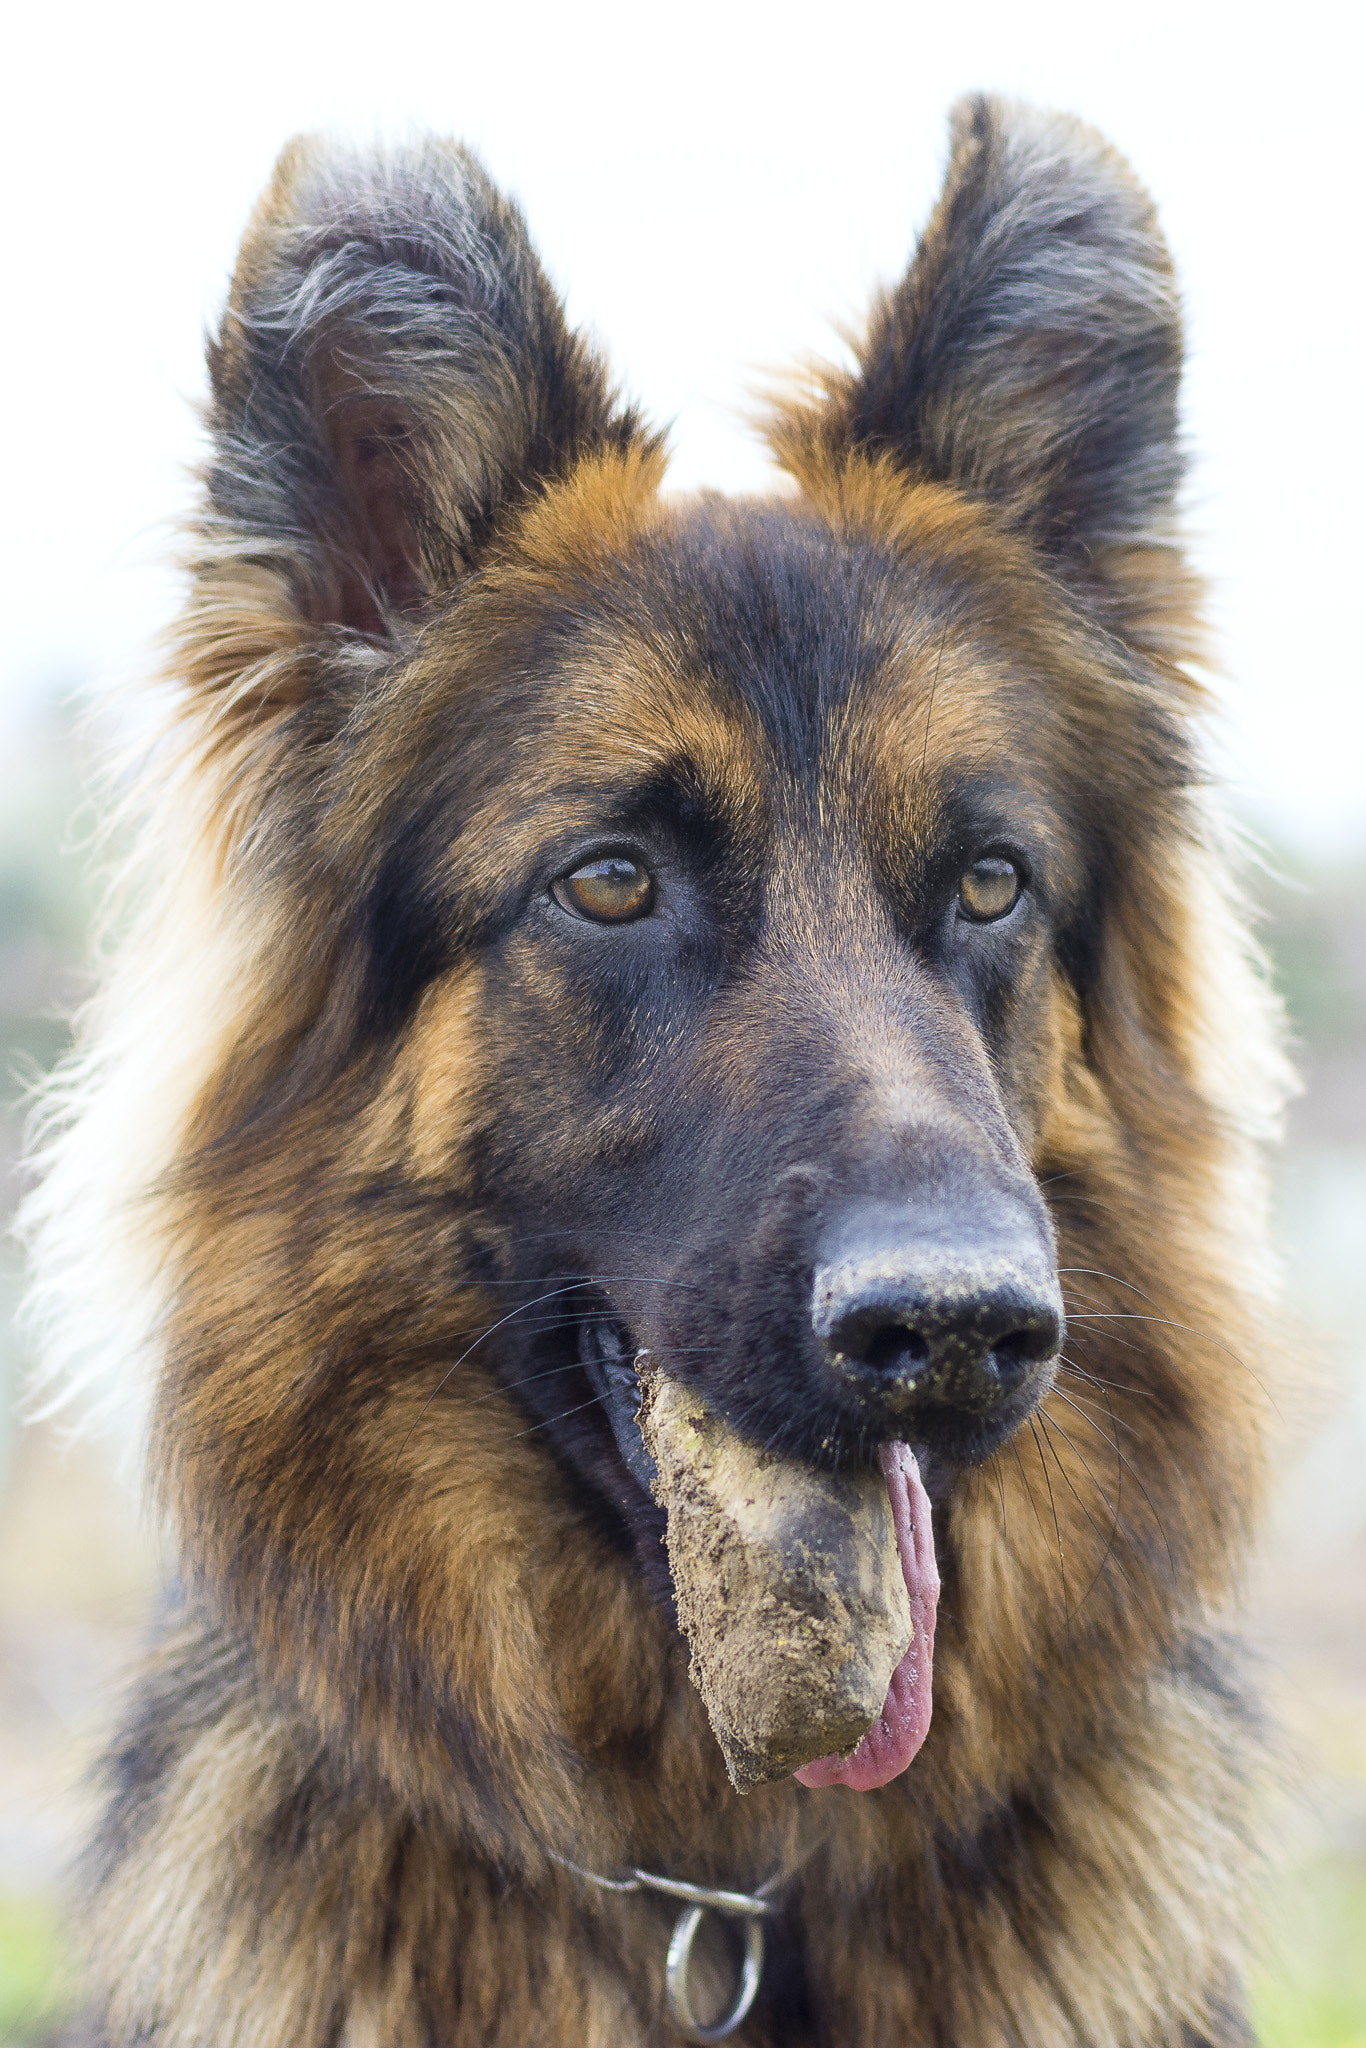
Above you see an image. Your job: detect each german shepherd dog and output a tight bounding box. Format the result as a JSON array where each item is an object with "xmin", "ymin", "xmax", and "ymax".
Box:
[{"xmin": 25, "ymin": 95, "xmax": 1287, "ymax": 2045}]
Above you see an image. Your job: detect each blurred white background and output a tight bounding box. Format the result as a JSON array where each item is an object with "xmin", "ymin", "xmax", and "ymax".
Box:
[
  {"xmin": 2, "ymin": 0, "xmax": 1363, "ymax": 852},
  {"xmin": 0, "ymin": 1, "xmax": 1362, "ymax": 2039}
]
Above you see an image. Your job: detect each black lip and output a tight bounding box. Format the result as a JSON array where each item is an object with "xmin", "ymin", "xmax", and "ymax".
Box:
[{"xmin": 577, "ymin": 1317, "xmax": 657, "ymax": 1496}]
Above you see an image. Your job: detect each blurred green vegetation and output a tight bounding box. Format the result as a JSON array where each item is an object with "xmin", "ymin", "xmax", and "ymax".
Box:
[
  {"xmin": 0, "ymin": 1892, "xmax": 72, "ymax": 2044},
  {"xmin": 1256, "ymin": 842, "xmax": 1366, "ymax": 1056},
  {"xmin": 0, "ymin": 696, "xmax": 92, "ymax": 1108},
  {"xmin": 1252, "ymin": 1854, "xmax": 1366, "ymax": 2048}
]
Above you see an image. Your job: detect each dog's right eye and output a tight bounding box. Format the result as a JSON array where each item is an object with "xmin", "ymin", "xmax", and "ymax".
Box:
[
  {"xmin": 957, "ymin": 855, "xmax": 1022, "ymax": 923},
  {"xmin": 552, "ymin": 856, "xmax": 655, "ymax": 924}
]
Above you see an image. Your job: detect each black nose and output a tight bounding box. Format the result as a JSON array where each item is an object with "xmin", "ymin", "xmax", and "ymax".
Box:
[{"xmin": 812, "ymin": 1205, "xmax": 1063, "ymax": 1420}]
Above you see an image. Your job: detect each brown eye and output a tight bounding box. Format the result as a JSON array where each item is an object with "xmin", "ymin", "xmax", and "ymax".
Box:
[
  {"xmin": 958, "ymin": 855, "xmax": 1022, "ymax": 923},
  {"xmin": 552, "ymin": 856, "xmax": 654, "ymax": 924}
]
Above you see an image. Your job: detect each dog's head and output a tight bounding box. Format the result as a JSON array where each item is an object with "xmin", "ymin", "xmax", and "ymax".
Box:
[{"xmin": 88, "ymin": 99, "xmax": 1273, "ymax": 1839}]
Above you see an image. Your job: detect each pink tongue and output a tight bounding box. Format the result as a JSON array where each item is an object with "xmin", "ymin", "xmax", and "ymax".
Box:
[{"xmin": 794, "ymin": 1443, "xmax": 939, "ymax": 1792}]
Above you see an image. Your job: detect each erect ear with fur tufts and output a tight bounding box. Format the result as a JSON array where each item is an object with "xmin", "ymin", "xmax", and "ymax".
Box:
[
  {"xmin": 770, "ymin": 96, "xmax": 1190, "ymax": 649},
  {"xmin": 205, "ymin": 136, "xmax": 656, "ymax": 639}
]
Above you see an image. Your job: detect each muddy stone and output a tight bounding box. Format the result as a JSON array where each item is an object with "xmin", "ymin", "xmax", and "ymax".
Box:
[{"xmin": 638, "ymin": 1367, "xmax": 913, "ymax": 1793}]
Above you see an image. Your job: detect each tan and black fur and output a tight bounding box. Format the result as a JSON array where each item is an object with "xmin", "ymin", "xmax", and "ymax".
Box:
[{"xmin": 24, "ymin": 97, "xmax": 1289, "ymax": 2045}]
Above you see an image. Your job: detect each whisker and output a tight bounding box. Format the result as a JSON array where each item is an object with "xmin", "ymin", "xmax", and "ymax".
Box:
[
  {"xmin": 1058, "ymin": 1272, "xmax": 1268, "ymax": 1383},
  {"xmin": 1036, "ymin": 1414, "xmax": 1178, "ymax": 1679},
  {"xmin": 992, "ymin": 1446, "xmax": 1010, "ymax": 1543},
  {"xmin": 1090, "ymin": 1369, "xmax": 1126, "ymax": 1539},
  {"xmin": 1028, "ymin": 1418, "xmax": 1070, "ymax": 1628},
  {"xmin": 397, "ymin": 1267, "xmax": 729, "ymax": 1462},
  {"xmin": 1035, "ymin": 1409, "xmax": 1138, "ymax": 1630},
  {"xmin": 1060, "ymin": 1316, "xmax": 1151, "ymax": 1361},
  {"xmin": 1048, "ymin": 1388, "xmax": 1178, "ymax": 1586},
  {"xmin": 479, "ymin": 1342, "xmax": 726, "ymax": 1405},
  {"xmin": 402, "ymin": 1267, "xmax": 707, "ymax": 1294},
  {"xmin": 1057, "ymin": 1262, "xmax": 1275, "ymax": 1406},
  {"xmin": 1055, "ymin": 1379, "xmax": 1141, "ymax": 1440},
  {"xmin": 511, "ymin": 1392, "xmax": 613, "ymax": 1440},
  {"xmin": 1055, "ymin": 1266, "xmax": 1166, "ymax": 1299},
  {"xmin": 1009, "ymin": 1436, "xmax": 1047, "ymax": 1547},
  {"xmin": 1056, "ymin": 1277, "xmax": 1155, "ymax": 1343},
  {"xmin": 439, "ymin": 1313, "xmax": 587, "ymax": 1344},
  {"xmin": 475, "ymin": 1359, "xmax": 584, "ymax": 1397},
  {"xmin": 1056, "ymin": 1359, "xmax": 1152, "ymax": 1416},
  {"xmin": 1064, "ymin": 1313, "xmax": 1277, "ymax": 1413},
  {"xmin": 1040, "ymin": 1407, "xmax": 1121, "ymax": 1527},
  {"xmin": 392, "ymin": 1281, "xmax": 595, "ymax": 1472}
]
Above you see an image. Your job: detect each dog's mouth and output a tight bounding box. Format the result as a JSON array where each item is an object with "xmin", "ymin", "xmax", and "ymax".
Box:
[
  {"xmin": 576, "ymin": 1314, "xmax": 941, "ymax": 1796},
  {"xmin": 578, "ymin": 1310, "xmax": 959, "ymax": 1503}
]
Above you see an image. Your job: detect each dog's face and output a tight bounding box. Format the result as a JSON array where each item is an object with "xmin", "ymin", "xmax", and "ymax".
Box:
[{"xmin": 373, "ymin": 491, "xmax": 1129, "ymax": 1562}]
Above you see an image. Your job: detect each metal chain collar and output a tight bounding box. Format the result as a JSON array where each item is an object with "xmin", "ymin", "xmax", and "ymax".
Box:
[{"xmin": 548, "ymin": 1851, "xmax": 782, "ymax": 2043}]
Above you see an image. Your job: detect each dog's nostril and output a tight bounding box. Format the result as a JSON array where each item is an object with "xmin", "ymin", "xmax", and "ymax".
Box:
[
  {"xmin": 861, "ymin": 1325, "xmax": 931, "ymax": 1377},
  {"xmin": 988, "ymin": 1327, "xmax": 1050, "ymax": 1388}
]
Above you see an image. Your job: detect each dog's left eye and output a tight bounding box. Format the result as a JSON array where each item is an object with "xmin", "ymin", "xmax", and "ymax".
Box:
[
  {"xmin": 958, "ymin": 856, "xmax": 1022, "ymax": 922},
  {"xmin": 553, "ymin": 856, "xmax": 655, "ymax": 923}
]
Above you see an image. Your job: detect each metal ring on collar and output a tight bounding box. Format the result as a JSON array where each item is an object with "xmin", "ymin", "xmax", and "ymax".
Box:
[
  {"xmin": 665, "ymin": 1901, "xmax": 766, "ymax": 2044},
  {"xmin": 628, "ymin": 1870, "xmax": 772, "ymax": 1917}
]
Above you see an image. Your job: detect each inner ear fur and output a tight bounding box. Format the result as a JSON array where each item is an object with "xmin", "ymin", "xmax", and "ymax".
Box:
[
  {"xmin": 205, "ymin": 136, "xmax": 655, "ymax": 640},
  {"xmin": 769, "ymin": 96, "xmax": 1192, "ymax": 654}
]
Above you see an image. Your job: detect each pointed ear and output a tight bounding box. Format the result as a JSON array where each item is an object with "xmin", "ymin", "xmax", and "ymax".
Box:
[
  {"xmin": 770, "ymin": 97, "xmax": 1189, "ymax": 646},
  {"xmin": 205, "ymin": 136, "xmax": 656, "ymax": 639}
]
